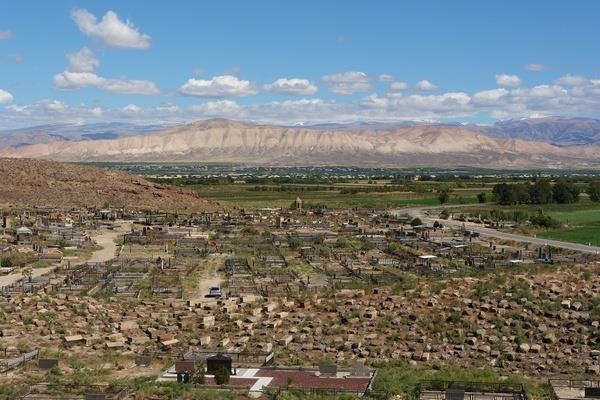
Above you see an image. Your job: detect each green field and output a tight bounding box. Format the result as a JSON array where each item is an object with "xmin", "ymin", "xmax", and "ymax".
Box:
[
  {"xmin": 194, "ymin": 183, "xmax": 485, "ymax": 209},
  {"xmin": 456, "ymin": 201, "xmax": 600, "ymax": 246},
  {"xmin": 535, "ymin": 206, "xmax": 600, "ymax": 244}
]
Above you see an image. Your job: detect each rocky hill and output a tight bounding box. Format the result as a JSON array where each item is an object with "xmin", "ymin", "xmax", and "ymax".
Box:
[
  {"xmin": 0, "ymin": 119, "xmax": 599, "ymax": 168},
  {"xmin": 0, "ymin": 158, "xmax": 217, "ymax": 210}
]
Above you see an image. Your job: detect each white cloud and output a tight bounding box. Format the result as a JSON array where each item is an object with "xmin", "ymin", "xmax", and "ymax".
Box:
[
  {"xmin": 361, "ymin": 94, "xmax": 390, "ymax": 108},
  {"xmin": 7, "ymin": 73, "xmax": 600, "ymax": 128},
  {"xmin": 378, "ymin": 74, "xmax": 394, "ymax": 82},
  {"xmin": 157, "ymin": 103, "xmax": 180, "ymax": 113},
  {"xmin": 389, "ymin": 81, "xmax": 408, "ymax": 91},
  {"xmin": 53, "ymin": 47, "xmax": 160, "ymax": 95},
  {"xmin": 321, "ymin": 71, "xmax": 372, "ymax": 95},
  {"xmin": 0, "ymin": 89, "xmax": 13, "ymax": 104},
  {"xmin": 495, "ymin": 74, "xmax": 522, "ymax": 88},
  {"xmin": 67, "ymin": 47, "xmax": 100, "ymax": 73},
  {"xmin": 53, "ymin": 71, "xmax": 160, "ymax": 95},
  {"xmin": 472, "ymin": 88, "xmax": 508, "ymax": 106},
  {"xmin": 40, "ymin": 100, "xmax": 68, "ymax": 112},
  {"xmin": 0, "ymin": 30, "xmax": 13, "ymax": 40},
  {"xmin": 71, "ymin": 9, "xmax": 151, "ymax": 49},
  {"xmin": 189, "ymin": 100, "xmax": 241, "ymax": 116},
  {"xmin": 180, "ymin": 75, "xmax": 258, "ymax": 97},
  {"xmin": 122, "ymin": 104, "xmax": 141, "ymax": 113},
  {"xmin": 100, "ymin": 78, "xmax": 160, "ymax": 95},
  {"xmin": 53, "ymin": 71, "xmax": 103, "ymax": 89},
  {"xmin": 264, "ymin": 78, "xmax": 318, "ymax": 96},
  {"xmin": 89, "ymin": 107, "xmax": 103, "ymax": 116},
  {"xmin": 554, "ymin": 74, "xmax": 588, "ymax": 86},
  {"xmin": 415, "ymin": 80, "xmax": 438, "ymax": 91},
  {"xmin": 524, "ymin": 63, "xmax": 548, "ymax": 72}
]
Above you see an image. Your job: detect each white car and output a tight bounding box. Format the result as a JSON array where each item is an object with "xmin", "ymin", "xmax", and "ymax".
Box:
[{"xmin": 207, "ymin": 286, "xmax": 222, "ymax": 298}]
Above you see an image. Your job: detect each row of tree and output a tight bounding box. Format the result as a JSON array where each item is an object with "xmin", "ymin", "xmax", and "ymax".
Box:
[{"xmin": 491, "ymin": 178, "xmax": 600, "ymax": 205}]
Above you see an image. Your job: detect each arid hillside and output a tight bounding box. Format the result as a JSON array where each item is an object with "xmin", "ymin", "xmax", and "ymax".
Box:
[
  {"xmin": 0, "ymin": 158, "xmax": 217, "ymax": 210},
  {"xmin": 1, "ymin": 119, "xmax": 599, "ymax": 168}
]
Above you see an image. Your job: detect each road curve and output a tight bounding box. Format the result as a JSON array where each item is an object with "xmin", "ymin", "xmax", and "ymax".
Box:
[{"xmin": 399, "ymin": 206, "xmax": 600, "ymax": 255}]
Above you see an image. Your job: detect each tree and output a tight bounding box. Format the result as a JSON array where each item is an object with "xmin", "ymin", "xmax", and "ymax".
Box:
[
  {"xmin": 587, "ymin": 181, "xmax": 600, "ymax": 202},
  {"xmin": 0, "ymin": 256, "xmax": 13, "ymax": 269},
  {"xmin": 410, "ymin": 218, "xmax": 422, "ymax": 227},
  {"xmin": 439, "ymin": 209, "xmax": 449, "ymax": 219},
  {"xmin": 214, "ymin": 367, "xmax": 230, "ymax": 385},
  {"xmin": 552, "ymin": 178, "xmax": 580, "ymax": 204},
  {"xmin": 492, "ymin": 182, "xmax": 530, "ymax": 205},
  {"xmin": 529, "ymin": 179, "xmax": 553, "ymax": 204},
  {"xmin": 476, "ymin": 192, "xmax": 487, "ymax": 204},
  {"xmin": 437, "ymin": 186, "xmax": 451, "ymax": 204},
  {"xmin": 492, "ymin": 183, "xmax": 512, "ymax": 205},
  {"xmin": 193, "ymin": 361, "xmax": 206, "ymax": 384}
]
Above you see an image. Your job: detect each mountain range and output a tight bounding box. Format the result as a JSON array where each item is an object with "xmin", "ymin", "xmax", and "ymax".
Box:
[
  {"xmin": 0, "ymin": 122, "xmax": 178, "ymax": 147},
  {"xmin": 1, "ymin": 117, "xmax": 599, "ymax": 169}
]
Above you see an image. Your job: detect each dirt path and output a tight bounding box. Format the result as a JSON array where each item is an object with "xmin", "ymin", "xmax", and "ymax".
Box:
[
  {"xmin": 85, "ymin": 222, "xmax": 132, "ymax": 264},
  {"xmin": 186, "ymin": 255, "xmax": 224, "ymax": 303},
  {"xmin": 0, "ymin": 266, "xmax": 56, "ymax": 289}
]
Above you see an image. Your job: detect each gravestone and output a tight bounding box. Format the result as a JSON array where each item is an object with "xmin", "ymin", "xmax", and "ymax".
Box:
[
  {"xmin": 135, "ymin": 353, "xmax": 153, "ymax": 367},
  {"xmin": 85, "ymin": 394, "xmax": 106, "ymax": 400},
  {"xmin": 38, "ymin": 358, "xmax": 59, "ymax": 370},
  {"xmin": 319, "ymin": 363, "xmax": 337, "ymax": 377},
  {"xmin": 350, "ymin": 360, "xmax": 370, "ymax": 377},
  {"xmin": 585, "ymin": 387, "xmax": 600, "ymax": 398},
  {"xmin": 445, "ymin": 389, "xmax": 465, "ymax": 400}
]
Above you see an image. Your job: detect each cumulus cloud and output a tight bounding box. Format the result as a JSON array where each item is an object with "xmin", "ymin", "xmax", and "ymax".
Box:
[
  {"xmin": 524, "ymin": 63, "xmax": 548, "ymax": 72},
  {"xmin": 321, "ymin": 71, "xmax": 372, "ymax": 95},
  {"xmin": 40, "ymin": 100, "xmax": 68, "ymax": 112},
  {"xmin": 122, "ymin": 104, "xmax": 141, "ymax": 113},
  {"xmin": 67, "ymin": 47, "xmax": 100, "ymax": 72},
  {"xmin": 180, "ymin": 75, "xmax": 258, "ymax": 97},
  {"xmin": 389, "ymin": 81, "xmax": 408, "ymax": 91},
  {"xmin": 415, "ymin": 80, "xmax": 438, "ymax": 91},
  {"xmin": 0, "ymin": 89, "xmax": 13, "ymax": 104},
  {"xmin": 100, "ymin": 79, "xmax": 160, "ymax": 95},
  {"xmin": 0, "ymin": 30, "xmax": 13, "ymax": 40},
  {"xmin": 189, "ymin": 100, "xmax": 241, "ymax": 115},
  {"xmin": 264, "ymin": 78, "xmax": 318, "ymax": 96},
  {"xmin": 378, "ymin": 74, "xmax": 394, "ymax": 82},
  {"xmin": 53, "ymin": 47, "xmax": 160, "ymax": 95},
  {"xmin": 7, "ymin": 73, "xmax": 600, "ymax": 128},
  {"xmin": 71, "ymin": 9, "xmax": 151, "ymax": 49},
  {"xmin": 472, "ymin": 88, "xmax": 508, "ymax": 106},
  {"xmin": 495, "ymin": 74, "xmax": 522, "ymax": 88},
  {"xmin": 554, "ymin": 74, "xmax": 588, "ymax": 86}
]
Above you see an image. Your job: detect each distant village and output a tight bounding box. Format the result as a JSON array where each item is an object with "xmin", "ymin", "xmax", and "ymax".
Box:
[{"xmin": 0, "ymin": 197, "xmax": 599, "ymax": 399}]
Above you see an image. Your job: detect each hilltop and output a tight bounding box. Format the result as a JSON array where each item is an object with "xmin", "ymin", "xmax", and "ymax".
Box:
[{"xmin": 0, "ymin": 158, "xmax": 217, "ymax": 210}]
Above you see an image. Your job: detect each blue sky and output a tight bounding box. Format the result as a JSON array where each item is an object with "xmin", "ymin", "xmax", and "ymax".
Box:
[{"xmin": 1, "ymin": 0, "xmax": 600, "ymax": 128}]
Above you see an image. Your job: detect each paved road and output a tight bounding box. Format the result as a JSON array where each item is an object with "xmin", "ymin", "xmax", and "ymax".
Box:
[{"xmin": 399, "ymin": 205, "xmax": 600, "ymax": 255}]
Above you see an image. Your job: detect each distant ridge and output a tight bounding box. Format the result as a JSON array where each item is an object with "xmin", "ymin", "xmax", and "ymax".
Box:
[{"xmin": 0, "ymin": 118, "xmax": 599, "ymax": 169}]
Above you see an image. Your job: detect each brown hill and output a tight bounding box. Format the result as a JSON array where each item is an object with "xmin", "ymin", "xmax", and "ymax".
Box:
[
  {"xmin": 0, "ymin": 158, "xmax": 217, "ymax": 210},
  {"xmin": 1, "ymin": 119, "xmax": 599, "ymax": 168}
]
